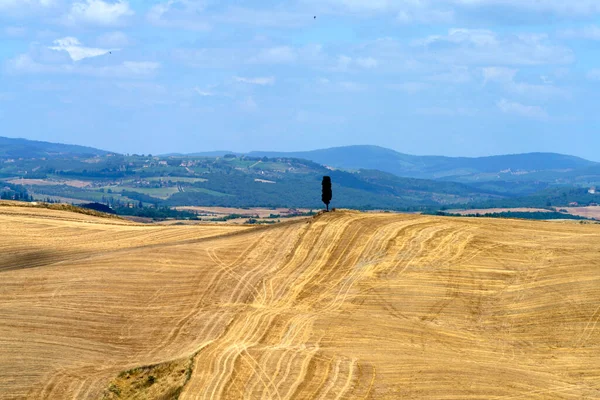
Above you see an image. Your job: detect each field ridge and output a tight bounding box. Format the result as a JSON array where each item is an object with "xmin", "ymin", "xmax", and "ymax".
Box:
[{"xmin": 1, "ymin": 206, "xmax": 600, "ymax": 398}]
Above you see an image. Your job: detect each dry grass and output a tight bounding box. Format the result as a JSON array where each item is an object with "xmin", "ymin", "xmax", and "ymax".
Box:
[
  {"xmin": 0, "ymin": 200, "xmax": 123, "ymax": 221},
  {"xmin": 1, "ymin": 206, "xmax": 600, "ymax": 399}
]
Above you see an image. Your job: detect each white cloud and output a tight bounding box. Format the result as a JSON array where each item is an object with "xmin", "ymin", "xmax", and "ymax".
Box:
[
  {"xmin": 316, "ymin": 78, "xmax": 367, "ymax": 92},
  {"xmin": 336, "ymin": 55, "xmax": 352, "ymax": 71},
  {"xmin": 482, "ymin": 66, "xmax": 517, "ymax": 83},
  {"xmin": 174, "ymin": 44, "xmax": 323, "ymax": 69},
  {"xmin": 587, "ymin": 69, "xmax": 600, "ymax": 81},
  {"xmin": 415, "ymin": 28, "xmax": 497, "ymax": 46},
  {"xmin": 147, "ymin": 0, "xmax": 210, "ymax": 30},
  {"xmin": 334, "ymin": 55, "xmax": 379, "ymax": 71},
  {"xmin": 507, "ymin": 81, "xmax": 567, "ymax": 99},
  {"xmin": 250, "ymin": 46, "xmax": 297, "ymax": 64},
  {"xmin": 315, "ymin": 0, "xmax": 393, "ymax": 13},
  {"xmin": 121, "ymin": 62, "xmax": 160, "ymax": 76},
  {"xmin": 559, "ymin": 26, "xmax": 600, "ymax": 41},
  {"xmin": 356, "ymin": 57, "xmax": 378, "ymax": 69},
  {"xmin": 49, "ymin": 37, "xmax": 112, "ymax": 61},
  {"xmin": 497, "ymin": 99, "xmax": 548, "ymax": 119},
  {"xmin": 239, "ymin": 96, "xmax": 258, "ymax": 112},
  {"xmin": 339, "ymin": 81, "xmax": 366, "ymax": 91},
  {"xmin": 7, "ymin": 53, "xmax": 159, "ymax": 78},
  {"xmin": 482, "ymin": 66, "xmax": 567, "ymax": 99},
  {"xmin": 313, "ymin": 0, "xmax": 600, "ymax": 19},
  {"xmin": 3, "ymin": 26, "xmax": 27, "ymax": 37},
  {"xmin": 96, "ymin": 31, "xmax": 131, "ymax": 48},
  {"xmin": 396, "ymin": 5, "xmax": 454, "ymax": 24},
  {"xmin": 234, "ymin": 76, "xmax": 275, "ymax": 85},
  {"xmin": 387, "ymin": 82, "xmax": 429, "ymax": 94},
  {"xmin": 215, "ymin": 7, "xmax": 309, "ymax": 28},
  {"xmin": 0, "ymin": 0, "xmax": 55, "ymax": 11},
  {"xmin": 148, "ymin": 1, "xmax": 309, "ymax": 30},
  {"xmin": 311, "ymin": 0, "xmax": 454, "ymax": 22},
  {"xmin": 414, "ymin": 29, "xmax": 573, "ymax": 66},
  {"xmin": 428, "ymin": 66, "xmax": 472, "ymax": 83},
  {"xmin": 65, "ymin": 0, "xmax": 133, "ymax": 26},
  {"xmin": 452, "ymin": 0, "xmax": 600, "ymax": 17},
  {"xmin": 173, "ymin": 48, "xmax": 242, "ymax": 68},
  {"xmin": 416, "ymin": 107, "xmax": 476, "ymax": 116},
  {"xmin": 194, "ymin": 88, "xmax": 214, "ymax": 97}
]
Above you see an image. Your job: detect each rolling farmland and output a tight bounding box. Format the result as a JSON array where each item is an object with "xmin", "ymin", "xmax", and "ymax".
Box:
[{"xmin": 1, "ymin": 204, "xmax": 600, "ymax": 399}]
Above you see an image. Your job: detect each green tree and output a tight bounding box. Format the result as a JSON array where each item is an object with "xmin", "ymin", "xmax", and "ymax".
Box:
[{"xmin": 322, "ymin": 176, "xmax": 332, "ymax": 211}]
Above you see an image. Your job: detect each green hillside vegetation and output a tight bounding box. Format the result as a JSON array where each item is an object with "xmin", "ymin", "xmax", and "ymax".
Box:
[
  {"xmin": 0, "ymin": 136, "xmax": 109, "ymax": 160},
  {"xmin": 0, "ymin": 149, "xmax": 498, "ymax": 210},
  {"xmin": 463, "ymin": 187, "xmax": 599, "ymax": 210},
  {"xmin": 2, "ymin": 137, "xmax": 599, "ymax": 212}
]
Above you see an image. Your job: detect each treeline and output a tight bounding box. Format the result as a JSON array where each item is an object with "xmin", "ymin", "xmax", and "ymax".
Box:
[
  {"xmin": 0, "ymin": 182, "xmax": 33, "ymax": 201},
  {"xmin": 430, "ymin": 211, "xmax": 590, "ymax": 221},
  {"xmin": 163, "ymin": 172, "xmax": 448, "ymax": 210},
  {"xmin": 113, "ymin": 206, "xmax": 200, "ymax": 220},
  {"xmin": 467, "ymin": 187, "xmax": 598, "ymax": 209}
]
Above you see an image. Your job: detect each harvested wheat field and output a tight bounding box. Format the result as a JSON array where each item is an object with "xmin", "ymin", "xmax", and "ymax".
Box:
[{"xmin": 1, "ymin": 204, "xmax": 600, "ymax": 399}]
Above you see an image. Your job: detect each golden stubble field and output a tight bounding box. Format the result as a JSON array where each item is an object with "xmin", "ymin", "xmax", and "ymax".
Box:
[{"xmin": 1, "ymin": 203, "xmax": 600, "ymax": 399}]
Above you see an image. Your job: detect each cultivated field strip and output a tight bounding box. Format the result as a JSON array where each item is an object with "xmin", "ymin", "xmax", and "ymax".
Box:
[{"xmin": 1, "ymin": 206, "xmax": 600, "ymax": 398}]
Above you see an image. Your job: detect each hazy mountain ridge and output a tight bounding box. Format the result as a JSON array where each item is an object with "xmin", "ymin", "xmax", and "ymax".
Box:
[
  {"xmin": 248, "ymin": 145, "xmax": 597, "ymax": 180},
  {"xmin": 3, "ymin": 137, "xmax": 596, "ymax": 181},
  {"xmin": 0, "ymin": 137, "xmax": 110, "ymax": 159}
]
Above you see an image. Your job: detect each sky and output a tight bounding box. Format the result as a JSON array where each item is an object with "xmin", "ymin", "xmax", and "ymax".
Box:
[{"xmin": 1, "ymin": 0, "xmax": 600, "ymax": 160}]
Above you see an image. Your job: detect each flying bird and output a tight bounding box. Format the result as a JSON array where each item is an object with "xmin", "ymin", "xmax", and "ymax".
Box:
[{"xmin": 314, "ymin": 16, "xmax": 316, "ymax": 19}]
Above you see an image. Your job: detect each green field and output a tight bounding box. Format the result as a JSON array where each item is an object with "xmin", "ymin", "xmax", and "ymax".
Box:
[
  {"xmin": 184, "ymin": 188, "xmax": 232, "ymax": 197},
  {"xmin": 145, "ymin": 177, "xmax": 208, "ymax": 183},
  {"xmin": 104, "ymin": 186, "xmax": 180, "ymax": 200}
]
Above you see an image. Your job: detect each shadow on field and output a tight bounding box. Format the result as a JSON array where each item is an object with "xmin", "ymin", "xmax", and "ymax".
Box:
[{"xmin": 0, "ymin": 250, "xmax": 74, "ymax": 272}]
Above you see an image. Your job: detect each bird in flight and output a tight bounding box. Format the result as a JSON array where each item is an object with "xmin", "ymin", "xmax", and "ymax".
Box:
[{"xmin": 314, "ymin": 16, "xmax": 316, "ymax": 19}]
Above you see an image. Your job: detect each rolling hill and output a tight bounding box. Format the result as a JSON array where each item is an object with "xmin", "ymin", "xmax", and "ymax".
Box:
[
  {"xmin": 1, "ymin": 204, "xmax": 600, "ymax": 398},
  {"xmin": 2, "ymin": 137, "xmax": 599, "ymax": 211},
  {"xmin": 0, "ymin": 143, "xmax": 498, "ymax": 210},
  {"xmin": 249, "ymin": 145, "xmax": 598, "ymax": 180},
  {"xmin": 0, "ymin": 136, "xmax": 110, "ymax": 160}
]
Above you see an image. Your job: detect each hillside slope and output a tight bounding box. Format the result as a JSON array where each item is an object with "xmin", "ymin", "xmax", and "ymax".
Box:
[
  {"xmin": 1, "ymin": 207, "xmax": 600, "ymax": 398},
  {"xmin": 0, "ymin": 136, "xmax": 110, "ymax": 159}
]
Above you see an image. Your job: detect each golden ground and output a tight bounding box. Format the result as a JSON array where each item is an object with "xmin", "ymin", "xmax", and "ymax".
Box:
[{"xmin": 1, "ymin": 204, "xmax": 600, "ymax": 399}]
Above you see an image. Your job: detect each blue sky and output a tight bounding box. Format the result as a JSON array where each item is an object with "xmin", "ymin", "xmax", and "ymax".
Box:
[{"xmin": 1, "ymin": 0, "xmax": 600, "ymax": 159}]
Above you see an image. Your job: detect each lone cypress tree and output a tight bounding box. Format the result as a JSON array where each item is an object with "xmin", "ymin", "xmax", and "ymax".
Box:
[{"xmin": 322, "ymin": 176, "xmax": 332, "ymax": 211}]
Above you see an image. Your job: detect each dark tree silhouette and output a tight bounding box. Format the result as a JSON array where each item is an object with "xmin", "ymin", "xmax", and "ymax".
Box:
[{"xmin": 322, "ymin": 176, "xmax": 332, "ymax": 211}]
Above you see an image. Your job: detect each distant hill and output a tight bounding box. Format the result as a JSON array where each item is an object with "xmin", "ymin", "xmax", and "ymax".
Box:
[
  {"xmin": 162, "ymin": 151, "xmax": 235, "ymax": 157},
  {"xmin": 0, "ymin": 136, "xmax": 110, "ymax": 159},
  {"xmin": 3, "ymin": 137, "xmax": 599, "ymax": 210},
  {"xmin": 248, "ymin": 146, "xmax": 597, "ymax": 181},
  {"xmin": 0, "ymin": 148, "xmax": 497, "ymax": 210}
]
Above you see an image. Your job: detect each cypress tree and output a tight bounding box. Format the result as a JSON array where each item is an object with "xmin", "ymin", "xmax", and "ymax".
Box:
[{"xmin": 322, "ymin": 176, "xmax": 332, "ymax": 211}]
